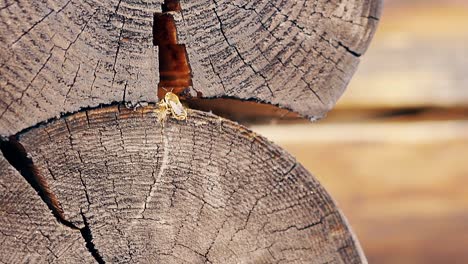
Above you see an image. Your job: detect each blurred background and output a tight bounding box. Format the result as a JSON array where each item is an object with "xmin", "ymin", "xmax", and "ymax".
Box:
[{"xmin": 253, "ymin": 0, "xmax": 468, "ymax": 263}]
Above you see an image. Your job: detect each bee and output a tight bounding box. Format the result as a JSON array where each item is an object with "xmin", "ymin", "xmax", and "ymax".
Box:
[{"xmin": 157, "ymin": 92, "xmax": 188, "ymax": 122}]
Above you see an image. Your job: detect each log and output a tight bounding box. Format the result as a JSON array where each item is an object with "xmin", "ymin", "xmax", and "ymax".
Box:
[
  {"xmin": 1, "ymin": 106, "xmax": 366, "ymax": 263},
  {"xmin": 0, "ymin": 0, "xmax": 381, "ymax": 135}
]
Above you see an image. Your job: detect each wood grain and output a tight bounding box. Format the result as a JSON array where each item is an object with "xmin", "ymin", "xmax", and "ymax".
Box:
[
  {"xmin": 0, "ymin": 0, "xmax": 382, "ymax": 135},
  {"xmin": 1, "ymin": 106, "xmax": 366, "ymax": 263}
]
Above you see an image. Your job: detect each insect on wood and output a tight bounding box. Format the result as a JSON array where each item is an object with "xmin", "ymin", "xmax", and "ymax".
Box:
[{"xmin": 157, "ymin": 91, "xmax": 188, "ymax": 121}]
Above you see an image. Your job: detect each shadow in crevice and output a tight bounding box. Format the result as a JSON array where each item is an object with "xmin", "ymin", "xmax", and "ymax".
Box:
[
  {"xmin": 0, "ymin": 137, "xmax": 73, "ymax": 228},
  {"xmin": 185, "ymin": 97, "xmax": 303, "ymax": 124},
  {"xmin": 80, "ymin": 212, "xmax": 105, "ymax": 264},
  {"xmin": 0, "ymin": 137, "xmax": 105, "ymax": 263}
]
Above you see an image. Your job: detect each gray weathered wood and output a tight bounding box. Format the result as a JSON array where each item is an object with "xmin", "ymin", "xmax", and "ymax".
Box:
[
  {"xmin": 3, "ymin": 106, "xmax": 366, "ymax": 263},
  {"xmin": 0, "ymin": 152, "xmax": 95, "ymax": 263},
  {"xmin": 0, "ymin": 0, "xmax": 381, "ymax": 135}
]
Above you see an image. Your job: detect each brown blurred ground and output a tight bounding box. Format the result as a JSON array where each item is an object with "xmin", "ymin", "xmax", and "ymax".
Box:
[{"xmin": 253, "ymin": 1, "xmax": 468, "ymax": 263}]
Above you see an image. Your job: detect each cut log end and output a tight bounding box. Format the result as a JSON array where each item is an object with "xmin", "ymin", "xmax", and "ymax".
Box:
[
  {"xmin": 0, "ymin": 106, "xmax": 366, "ymax": 263},
  {"xmin": 0, "ymin": 0, "xmax": 382, "ymax": 136}
]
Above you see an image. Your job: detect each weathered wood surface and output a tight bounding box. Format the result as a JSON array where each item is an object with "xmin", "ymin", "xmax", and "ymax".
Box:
[
  {"xmin": 0, "ymin": 0, "xmax": 381, "ymax": 135},
  {"xmin": 1, "ymin": 106, "xmax": 365, "ymax": 263},
  {"xmin": 0, "ymin": 152, "xmax": 95, "ymax": 263}
]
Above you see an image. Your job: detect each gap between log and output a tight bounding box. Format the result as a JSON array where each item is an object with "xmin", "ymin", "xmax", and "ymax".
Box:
[{"xmin": 186, "ymin": 97, "xmax": 303, "ymax": 122}]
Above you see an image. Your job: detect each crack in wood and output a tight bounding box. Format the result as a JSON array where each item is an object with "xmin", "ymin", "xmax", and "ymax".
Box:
[
  {"xmin": 0, "ymin": 136, "xmax": 72, "ymax": 227},
  {"xmin": 80, "ymin": 212, "xmax": 105, "ymax": 264},
  {"xmin": 154, "ymin": 1, "xmax": 193, "ymax": 99},
  {"xmin": 0, "ymin": 136, "xmax": 106, "ymax": 264}
]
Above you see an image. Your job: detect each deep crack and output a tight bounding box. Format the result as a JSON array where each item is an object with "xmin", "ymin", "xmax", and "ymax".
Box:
[
  {"xmin": 0, "ymin": 136, "xmax": 105, "ymax": 263},
  {"xmin": 80, "ymin": 212, "xmax": 105, "ymax": 264},
  {"xmin": 0, "ymin": 136, "xmax": 74, "ymax": 229}
]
